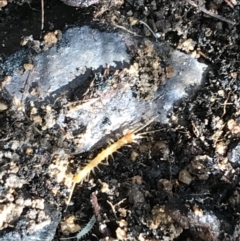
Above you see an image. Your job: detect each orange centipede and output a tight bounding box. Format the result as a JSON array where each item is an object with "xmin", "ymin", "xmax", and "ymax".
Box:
[{"xmin": 66, "ymin": 118, "xmax": 156, "ymax": 209}]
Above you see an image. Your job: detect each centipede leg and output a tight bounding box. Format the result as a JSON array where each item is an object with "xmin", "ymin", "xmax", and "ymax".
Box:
[
  {"xmin": 107, "ymin": 138, "xmax": 115, "ymax": 144},
  {"xmin": 110, "ymin": 154, "xmax": 114, "ymax": 161},
  {"xmin": 125, "ymin": 144, "xmax": 133, "ymax": 148},
  {"xmin": 101, "ymin": 161, "xmax": 109, "ymax": 166},
  {"xmin": 115, "ymin": 150, "xmax": 122, "ymax": 155},
  {"xmin": 95, "ymin": 166, "xmax": 101, "ymax": 172}
]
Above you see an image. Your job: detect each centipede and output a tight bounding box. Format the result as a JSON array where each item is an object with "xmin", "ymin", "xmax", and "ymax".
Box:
[{"xmin": 65, "ymin": 117, "xmax": 156, "ymax": 209}]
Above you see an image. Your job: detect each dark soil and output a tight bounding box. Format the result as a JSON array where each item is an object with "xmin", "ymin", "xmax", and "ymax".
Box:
[{"xmin": 1, "ymin": 0, "xmax": 240, "ymax": 241}]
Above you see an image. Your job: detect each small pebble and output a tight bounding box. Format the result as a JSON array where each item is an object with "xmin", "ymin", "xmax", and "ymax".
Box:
[{"xmin": 178, "ymin": 169, "xmax": 193, "ymax": 185}]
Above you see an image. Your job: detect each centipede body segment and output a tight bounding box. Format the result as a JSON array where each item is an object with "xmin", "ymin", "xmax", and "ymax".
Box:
[{"xmin": 66, "ymin": 118, "xmax": 155, "ymax": 208}]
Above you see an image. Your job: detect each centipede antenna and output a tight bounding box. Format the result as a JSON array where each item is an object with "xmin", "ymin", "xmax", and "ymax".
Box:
[
  {"xmin": 138, "ymin": 129, "xmax": 164, "ymax": 136},
  {"xmin": 133, "ymin": 116, "xmax": 157, "ymax": 133}
]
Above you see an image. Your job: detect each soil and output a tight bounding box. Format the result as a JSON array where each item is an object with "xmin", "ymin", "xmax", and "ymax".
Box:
[{"xmin": 1, "ymin": 0, "xmax": 240, "ymax": 241}]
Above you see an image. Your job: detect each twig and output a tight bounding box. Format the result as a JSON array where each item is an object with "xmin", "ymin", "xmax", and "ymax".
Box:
[
  {"xmin": 91, "ymin": 192, "xmax": 101, "ymax": 222},
  {"xmin": 224, "ymin": 0, "xmax": 234, "ymax": 8},
  {"xmin": 91, "ymin": 192, "xmax": 111, "ymax": 238},
  {"xmin": 112, "ymin": 23, "xmax": 140, "ymax": 37},
  {"xmin": 21, "ymin": 68, "xmax": 34, "ymax": 103},
  {"xmin": 0, "ymin": 136, "xmax": 11, "ymax": 142},
  {"xmin": 41, "ymin": 0, "xmax": 44, "ymax": 31},
  {"xmin": 111, "ymin": 16, "xmax": 140, "ymax": 37},
  {"xmin": 221, "ymin": 90, "xmax": 235, "ymax": 117},
  {"xmin": 139, "ymin": 20, "xmax": 160, "ymax": 39},
  {"xmin": 22, "ymin": 111, "xmax": 43, "ymax": 135},
  {"xmin": 185, "ymin": 0, "xmax": 236, "ymax": 25},
  {"xmin": 191, "ymin": 121, "xmax": 200, "ymax": 138},
  {"xmin": 106, "ymin": 198, "xmax": 127, "ymax": 219}
]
